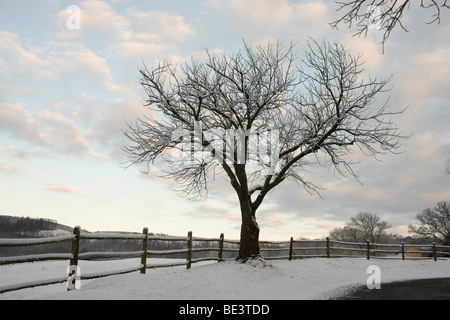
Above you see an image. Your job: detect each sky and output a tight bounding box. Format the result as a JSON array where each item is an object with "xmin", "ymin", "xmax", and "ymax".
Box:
[{"xmin": 0, "ymin": 0, "xmax": 449, "ymax": 241}]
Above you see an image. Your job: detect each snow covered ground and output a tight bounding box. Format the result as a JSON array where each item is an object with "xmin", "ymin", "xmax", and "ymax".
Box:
[{"xmin": 1, "ymin": 258, "xmax": 449, "ymax": 300}]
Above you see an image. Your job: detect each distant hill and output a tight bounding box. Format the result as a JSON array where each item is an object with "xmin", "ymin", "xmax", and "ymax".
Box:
[
  {"xmin": 0, "ymin": 215, "xmax": 74, "ymax": 257},
  {"xmin": 0, "ymin": 215, "xmax": 74, "ymax": 239}
]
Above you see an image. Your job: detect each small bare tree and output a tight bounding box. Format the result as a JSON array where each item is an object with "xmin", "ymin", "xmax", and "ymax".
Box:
[
  {"xmin": 329, "ymin": 212, "xmax": 392, "ymax": 243},
  {"xmin": 408, "ymin": 201, "xmax": 450, "ymax": 244},
  {"xmin": 330, "ymin": 0, "xmax": 449, "ymax": 51},
  {"xmin": 349, "ymin": 212, "xmax": 392, "ymax": 243},
  {"xmin": 123, "ymin": 39, "xmax": 406, "ymax": 261}
]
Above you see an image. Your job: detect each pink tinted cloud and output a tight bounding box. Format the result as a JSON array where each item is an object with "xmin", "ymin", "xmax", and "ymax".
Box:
[
  {"xmin": 0, "ymin": 102, "xmax": 47, "ymax": 144},
  {"xmin": 259, "ymin": 212, "xmax": 283, "ymax": 228},
  {"xmin": 46, "ymin": 182, "xmax": 87, "ymax": 195},
  {"xmin": 195, "ymin": 203, "xmax": 241, "ymax": 222},
  {"xmin": 0, "ymin": 160, "xmax": 19, "ymax": 172}
]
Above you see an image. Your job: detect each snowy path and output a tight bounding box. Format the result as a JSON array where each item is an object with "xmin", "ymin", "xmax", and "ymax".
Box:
[{"xmin": 1, "ymin": 258, "xmax": 449, "ymax": 300}]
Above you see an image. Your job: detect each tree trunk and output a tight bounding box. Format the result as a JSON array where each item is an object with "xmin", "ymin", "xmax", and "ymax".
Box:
[
  {"xmin": 237, "ymin": 216, "xmax": 260, "ymax": 261},
  {"xmin": 236, "ymin": 198, "xmax": 260, "ymax": 261}
]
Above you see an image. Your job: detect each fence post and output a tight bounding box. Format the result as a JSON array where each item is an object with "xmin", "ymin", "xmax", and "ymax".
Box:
[
  {"xmin": 401, "ymin": 242, "xmax": 405, "ymax": 260},
  {"xmin": 187, "ymin": 231, "xmax": 193, "ymax": 270},
  {"xmin": 326, "ymin": 237, "xmax": 330, "ymax": 258},
  {"xmin": 289, "ymin": 237, "xmax": 294, "ymax": 261},
  {"xmin": 67, "ymin": 226, "xmax": 81, "ymax": 291},
  {"xmin": 218, "ymin": 233, "xmax": 224, "ymax": 262},
  {"xmin": 366, "ymin": 241, "xmax": 370, "ymax": 260},
  {"xmin": 432, "ymin": 243, "xmax": 437, "ymax": 261},
  {"xmin": 140, "ymin": 228, "xmax": 148, "ymax": 274}
]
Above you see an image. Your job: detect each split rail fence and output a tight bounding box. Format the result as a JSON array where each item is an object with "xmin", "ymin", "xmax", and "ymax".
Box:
[{"xmin": 1, "ymin": 226, "xmax": 449, "ymax": 294}]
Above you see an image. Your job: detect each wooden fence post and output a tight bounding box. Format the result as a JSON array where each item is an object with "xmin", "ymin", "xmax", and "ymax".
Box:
[
  {"xmin": 366, "ymin": 241, "xmax": 370, "ymax": 260},
  {"xmin": 67, "ymin": 226, "xmax": 80, "ymax": 291},
  {"xmin": 401, "ymin": 243, "xmax": 405, "ymax": 260},
  {"xmin": 218, "ymin": 233, "xmax": 224, "ymax": 262},
  {"xmin": 140, "ymin": 228, "xmax": 148, "ymax": 274},
  {"xmin": 289, "ymin": 237, "xmax": 293, "ymax": 261},
  {"xmin": 432, "ymin": 243, "xmax": 437, "ymax": 261},
  {"xmin": 326, "ymin": 237, "xmax": 330, "ymax": 258},
  {"xmin": 187, "ymin": 231, "xmax": 192, "ymax": 270}
]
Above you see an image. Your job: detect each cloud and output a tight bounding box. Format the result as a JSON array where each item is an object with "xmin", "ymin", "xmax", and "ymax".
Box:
[
  {"xmin": 393, "ymin": 48, "xmax": 450, "ymax": 104},
  {"xmin": 259, "ymin": 212, "xmax": 283, "ymax": 228},
  {"xmin": 0, "ymin": 29, "xmax": 127, "ymax": 100},
  {"xmin": 205, "ymin": 0, "xmax": 330, "ymax": 41},
  {"xmin": 0, "ymin": 102, "xmax": 47, "ymax": 144},
  {"xmin": 0, "ymin": 146, "xmax": 31, "ymax": 159},
  {"xmin": 56, "ymin": 1, "xmax": 195, "ymax": 59},
  {"xmin": 0, "ymin": 31, "xmax": 55, "ymax": 81},
  {"xmin": 126, "ymin": 8, "xmax": 195, "ymax": 42},
  {"xmin": 87, "ymin": 99, "xmax": 150, "ymax": 160},
  {"xmin": 58, "ymin": 0, "xmax": 124, "ymax": 37},
  {"xmin": 0, "ymin": 30, "xmax": 121, "ymax": 159},
  {"xmin": 193, "ymin": 203, "xmax": 241, "ymax": 222},
  {"xmin": 0, "ymin": 101, "xmax": 106, "ymax": 159},
  {"xmin": 0, "ymin": 160, "xmax": 19, "ymax": 173},
  {"xmin": 46, "ymin": 48, "xmax": 113, "ymax": 85},
  {"xmin": 336, "ymin": 34, "xmax": 386, "ymax": 72},
  {"xmin": 45, "ymin": 182, "xmax": 87, "ymax": 195},
  {"xmin": 34, "ymin": 109, "xmax": 106, "ymax": 159}
]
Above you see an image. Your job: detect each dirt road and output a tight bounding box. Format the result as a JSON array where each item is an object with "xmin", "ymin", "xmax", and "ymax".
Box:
[{"xmin": 336, "ymin": 278, "xmax": 450, "ymax": 300}]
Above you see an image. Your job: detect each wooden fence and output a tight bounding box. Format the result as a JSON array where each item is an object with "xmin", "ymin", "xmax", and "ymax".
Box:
[{"xmin": 1, "ymin": 226, "xmax": 449, "ymax": 294}]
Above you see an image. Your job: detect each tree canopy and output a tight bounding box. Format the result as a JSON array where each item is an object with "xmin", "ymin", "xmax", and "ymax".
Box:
[
  {"xmin": 408, "ymin": 201, "xmax": 450, "ymax": 244},
  {"xmin": 331, "ymin": 0, "xmax": 450, "ymax": 51},
  {"xmin": 329, "ymin": 212, "xmax": 392, "ymax": 243},
  {"xmin": 123, "ymin": 39, "xmax": 406, "ymax": 260}
]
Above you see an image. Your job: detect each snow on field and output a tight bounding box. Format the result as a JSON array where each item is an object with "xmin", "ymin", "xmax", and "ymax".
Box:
[{"xmin": 1, "ymin": 258, "xmax": 449, "ymax": 300}]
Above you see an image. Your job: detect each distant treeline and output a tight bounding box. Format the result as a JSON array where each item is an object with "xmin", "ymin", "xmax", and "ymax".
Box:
[{"xmin": 0, "ymin": 215, "xmax": 60, "ymax": 238}]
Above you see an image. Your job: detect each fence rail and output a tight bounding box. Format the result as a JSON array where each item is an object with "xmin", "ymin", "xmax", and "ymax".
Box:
[{"xmin": 1, "ymin": 226, "xmax": 449, "ymax": 294}]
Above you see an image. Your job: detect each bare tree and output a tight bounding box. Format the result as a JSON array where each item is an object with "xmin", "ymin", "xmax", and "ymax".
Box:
[
  {"xmin": 349, "ymin": 212, "xmax": 392, "ymax": 243},
  {"xmin": 408, "ymin": 201, "xmax": 450, "ymax": 244},
  {"xmin": 330, "ymin": 0, "xmax": 450, "ymax": 51},
  {"xmin": 329, "ymin": 225, "xmax": 361, "ymax": 242},
  {"xmin": 330, "ymin": 212, "xmax": 392, "ymax": 243},
  {"xmin": 123, "ymin": 39, "xmax": 406, "ymax": 261}
]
